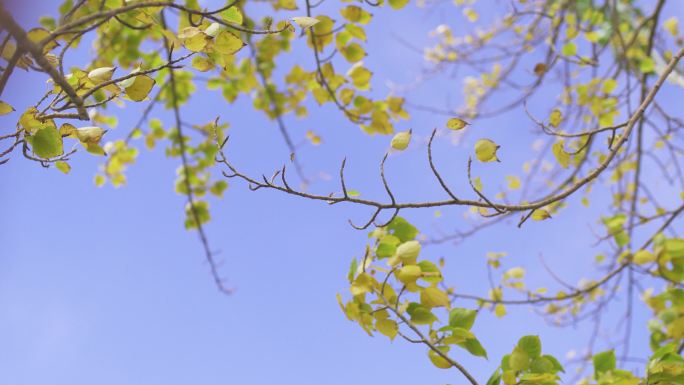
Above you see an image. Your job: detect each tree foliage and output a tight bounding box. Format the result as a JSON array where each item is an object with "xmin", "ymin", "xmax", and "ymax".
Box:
[{"xmin": 2, "ymin": 0, "xmax": 684, "ymax": 383}]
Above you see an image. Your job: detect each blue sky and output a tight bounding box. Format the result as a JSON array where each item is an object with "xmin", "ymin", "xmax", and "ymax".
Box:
[{"xmin": 2, "ymin": 1, "xmax": 683, "ymax": 384}]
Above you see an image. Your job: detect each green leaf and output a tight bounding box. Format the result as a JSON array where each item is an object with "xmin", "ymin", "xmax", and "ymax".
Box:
[
  {"xmin": 449, "ymin": 308, "xmax": 477, "ymax": 330},
  {"xmin": 415, "ymin": 263, "xmax": 441, "ymax": 286},
  {"xmin": 221, "ymin": 6, "xmax": 243, "ymax": 24},
  {"xmin": 640, "ymin": 57, "xmax": 655, "ymax": 74},
  {"xmin": 510, "ymin": 346, "xmax": 531, "ymax": 371},
  {"xmin": 407, "ymin": 303, "xmax": 437, "ymax": 325},
  {"xmin": 542, "ymin": 354, "xmax": 565, "ymax": 373},
  {"xmin": 387, "ymin": 216, "xmax": 418, "ymax": 242},
  {"xmin": 486, "ymin": 369, "xmax": 502, "ymax": 385},
  {"xmin": 460, "ymin": 337, "xmax": 488, "ymax": 358},
  {"xmin": 562, "ymin": 42, "xmax": 577, "ymax": 56},
  {"xmin": 428, "ymin": 346, "xmax": 453, "ymax": 369},
  {"xmin": 30, "ymin": 127, "xmax": 63, "ymax": 159},
  {"xmin": 593, "ymin": 350, "xmax": 616, "ymax": 378},
  {"xmin": 348, "ymin": 258, "xmax": 358, "ymax": 283},
  {"xmin": 518, "ymin": 335, "xmax": 542, "ymax": 358}
]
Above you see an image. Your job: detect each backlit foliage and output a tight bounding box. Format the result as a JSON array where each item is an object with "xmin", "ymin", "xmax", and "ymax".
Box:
[{"xmin": 2, "ymin": 0, "xmax": 684, "ymax": 383}]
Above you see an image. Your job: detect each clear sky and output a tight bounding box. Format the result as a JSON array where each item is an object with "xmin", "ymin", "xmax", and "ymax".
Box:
[{"xmin": 1, "ymin": 1, "xmax": 683, "ymax": 384}]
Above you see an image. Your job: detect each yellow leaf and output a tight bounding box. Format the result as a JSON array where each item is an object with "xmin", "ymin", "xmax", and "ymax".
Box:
[
  {"xmin": 388, "ymin": 0, "xmax": 409, "ymax": 9},
  {"xmin": 494, "ymin": 304, "xmax": 507, "ymax": 318},
  {"xmin": 391, "ymin": 130, "xmax": 411, "ymax": 150},
  {"xmin": 447, "ymin": 117, "xmax": 468, "ymax": 130},
  {"xmin": 507, "ymin": 175, "xmax": 521, "ymax": 190},
  {"xmin": 55, "ymin": 161, "xmax": 71, "ymax": 174},
  {"xmin": 180, "ymin": 27, "xmax": 209, "ymax": 52},
  {"xmin": 192, "ymin": 56, "xmax": 214, "ymax": 72},
  {"xmin": 475, "ymin": 139, "xmax": 500, "ymax": 162},
  {"xmin": 531, "ymin": 209, "xmax": 551, "ymax": 221},
  {"xmin": 0, "ymin": 100, "xmax": 15, "ymax": 115},
  {"xmin": 633, "ymin": 250, "xmax": 655, "ymax": 265},
  {"xmin": 123, "ymin": 74, "xmax": 155, "ymax": 102},
  {"xmin": 396, "ymin": 265, "xmax": 422, "ymax": 284},
  {"xmin": 306, "ymin": 130, "xmax": 321, "ymax": 145},
  {"xmin": 664, "ymin": 17, "xmax": 679, "ymax": 37},
  {"xmin": 420, "ymin": 287, "xmax": 450, "ymax": 308},
  {"xmin": 396, "ymin": 240, "xmax": 421, "ymax": 262},
  {"xmin": 376, "ymin": 318, "xmax": 398, "ymax": 340},
  {"xmin": 214, "ymin": 30, "xmax": 245, "ymax": 55},
  {"xmin": 552, "ymin": 141, "xmax": 570, "ymax": 168},
  {"xmin": 428, "ymin": 347, "xmax": 453, "ymax": 369},
  {"xmin": 549, "ymin": 108, "xmax": 562, "ymax": 128}
]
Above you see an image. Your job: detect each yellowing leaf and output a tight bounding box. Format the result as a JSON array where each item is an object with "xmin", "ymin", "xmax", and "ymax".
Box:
[
  {"xmin": 640, "ymin": 57, "xmax": 655, "ymax": 74},
  {"xmin": 192, "ymin": 56, "xmax": 215, "ymax": 72},
  {"xmin": 376, "ymin": 318, "xmax": 398, "ymax": 340},
  {"xmin": 421, "ymin": 286, "xmax": 450, "ymax": 308},
  {"xmin": 88, "ymin": 67, "xmax": 116, "ymax": 83},
  {"xmin": 633, "ymin": 249, "xmax": 655, "ymax": 265},
  {"xmin": 494, "ymin": 304, "xmax": 507, "ymax": 318},
  {"xmin": 214, "ymin": 30, "xmax": 245, "ymax": 55},
  {"xmin": 396, "ymin": 240, "xmax": 421, "ymax": 262},
  {"xmin": 397, "ymin": 265, "xmax": 422, "ymax": 284},
  {"xmin": 561, "ymin": 42, "xmax": 577, "ymax": 56},
  {"xmin": 428, "ymin": 347, "xmax": 453, "ymax": 369},
  {"xmin": 123, "ymin": 74, "xmax": 155, "ymax": 101},
  {"xmin": 221, "ymin": 6, "xmax": 243, "ymax": 25},
  {"xmin": 55, "ymin": 161, "xmax": 71, "ymax": 174},
  {"xmin": 180, "ymin": 27, "xmax": 209, "ymax": 52},
  {"xmin": 347, "ymin": 62, "xmax": 372, "ymax": 90},
  {"xmin": 388, "ymin": 0, "xmax": 409, "ymax": 9},
  {"xmin": 306, "ymin": 130, "xmax": 321, "ymax": 145},
  {"xmin": 507, "ymin": 175, "xmax": 521, "ymax": 190},
  {"xmin": 30, "ymin": 127, "xmax": 63, "ymax": 159},
  {"xmin": 340, "ymin": 42, "xmax": 365, "ymax": 63},
  {"xmin": 27, "ymin": 27, "xmax": 58, "ymax": 53},
  {"xmin": 531, "ymin": 209, "xmax": 551, "ymax": 221},
  {"xmin": 75, "ymin": 126, "xmax": 106, "ymax": 144},
  {"xmin": 447, "ymin": 117, "xmax": 469, "ymax": 130},
  {"xmin": 291, "ymin": 16, "xmax": 320, "ymax": 29},
  {"xmin": 391, "ymin": 131, "xmax": 411, "ymax": 150},
  {"xmin": 664, "ymin": 17, "xmax": 679, "ymax": 37},
  {"xmin": 0, "ymin": 101, "xmax": 15, "ymax": 115},
  {"xmin": 475, "ymin": 139, "xmax": 500, "ymax": 162},
  {"xmin": 549, "ymin": 108, "xmax": 562, "ymax": 128},
  {"xmin": 552, "ymin": 141, "xmax": 570, "ymax": 168}
]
